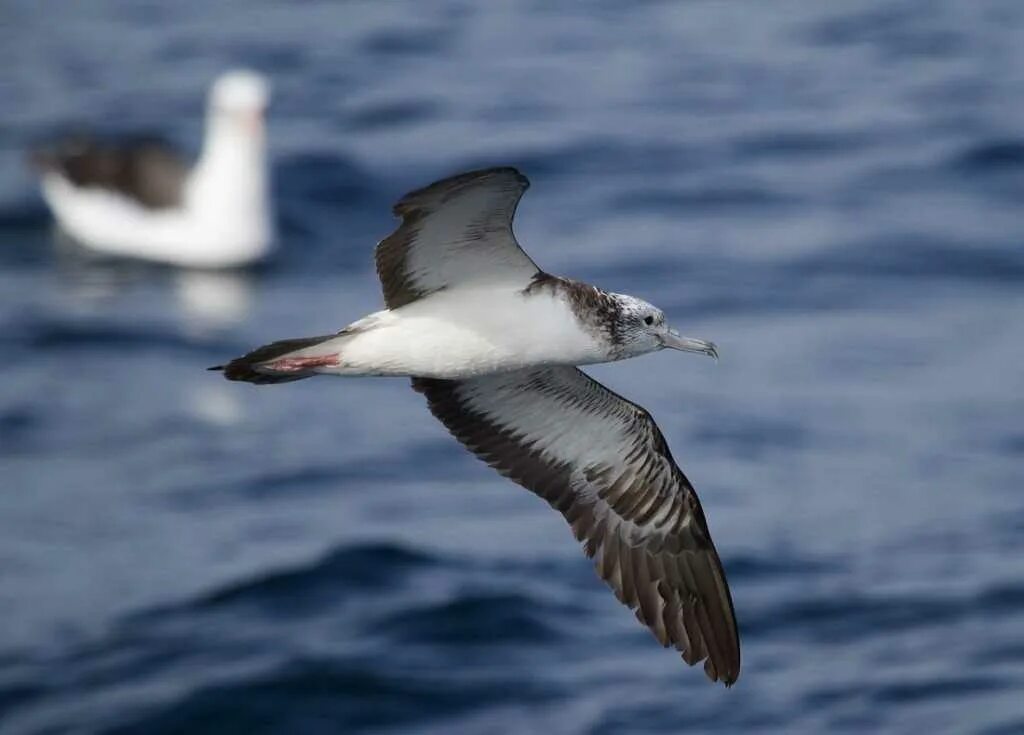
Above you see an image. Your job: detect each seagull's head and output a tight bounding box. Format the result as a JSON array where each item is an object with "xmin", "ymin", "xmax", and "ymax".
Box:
[
  {"xmin": 611, "ymin": 294, "xmax": 718, "ymax": 361},
  {"xmin": 208, "ymin": 69, "xmax": 270, "ymax": 137}
]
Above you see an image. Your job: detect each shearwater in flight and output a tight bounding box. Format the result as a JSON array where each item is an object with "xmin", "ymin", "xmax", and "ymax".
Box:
[{"xmin": 212, "ymin": 167, "xmax": 740, "ymax": 685}]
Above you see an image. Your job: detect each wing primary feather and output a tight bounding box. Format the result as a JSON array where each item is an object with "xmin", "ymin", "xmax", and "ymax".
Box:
[{"xmin": 411, "ymin": 367, "xmax": 740, "ymax": 686}]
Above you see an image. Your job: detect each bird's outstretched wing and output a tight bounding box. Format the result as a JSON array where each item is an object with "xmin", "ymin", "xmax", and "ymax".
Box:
[
  {"xmin": 375, "ymin": 167, "xmax": 540, "ymax": 309},
  {"xmin": 413, "ymin": 366, "xmax": 740, "ymax": 686},
  {"xmin": 31, "ymin": 135, "xmax": 188, "ymax": 210}
]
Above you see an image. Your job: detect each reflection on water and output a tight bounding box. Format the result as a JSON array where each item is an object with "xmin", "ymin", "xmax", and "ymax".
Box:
[
  {"xmin": 174, "ymin": 269, "xmax": 253, "ymax": 334},
  {"xmin": 43, "ymin": 229, "xmax": 255, "ymax": 429},
  {"xmin": 50, "ymin": 228, "xmax": 146, "ymax": 304},
  {"xmin": 49, "ymin": 227, "xmax": 255, "ymax": 332},
  {"xmin": 187, "ymin": 381, "xmax": 245, "ymax": 427}
]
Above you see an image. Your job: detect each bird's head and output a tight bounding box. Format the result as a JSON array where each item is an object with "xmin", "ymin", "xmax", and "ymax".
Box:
[
  {"xmin": 208, "ymin": 69, "xmax": 270, "ymax": 138},
  {"xmin": 610, "ymin": 294, "xmax": 718, "ymax": 361}
]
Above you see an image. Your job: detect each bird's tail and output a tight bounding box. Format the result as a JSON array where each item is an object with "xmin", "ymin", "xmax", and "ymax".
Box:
[{"xmin": 209, "ymin": 334, "xmax": 342, "ymax": 384}]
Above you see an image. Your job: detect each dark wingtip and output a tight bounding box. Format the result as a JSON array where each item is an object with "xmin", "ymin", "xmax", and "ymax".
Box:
[
  {"xmin": 706, "ymin": 657, "xmax": 739, "ymax": 688},
  {"xmin": 392, "ymin": 166, "xmax": 529, "ymax": 217},
  {"xmin": 207, "ymin": 365, "xmax": 224, "ymax": 371},
  {"xmin": 27, "ymin": 146, "xmax": 54, "ymax": 172},
  {"xmin": 26, "ymin": 135, "xmax": 83, "ymax": 173}
]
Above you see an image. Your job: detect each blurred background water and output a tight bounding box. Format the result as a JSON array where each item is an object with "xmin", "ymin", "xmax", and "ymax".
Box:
[{"xmin": 1, "ymin": 0, "xmax": 1023, "ymax": 733}]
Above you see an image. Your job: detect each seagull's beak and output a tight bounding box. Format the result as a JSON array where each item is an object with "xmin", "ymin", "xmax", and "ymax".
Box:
[
  {"xmin": 241, "ymin": 107, "xmax": 265, "ymax": 136},
  {"xmin": 660, "ymin": 328, "xmax": 719, "ymax": 360}
]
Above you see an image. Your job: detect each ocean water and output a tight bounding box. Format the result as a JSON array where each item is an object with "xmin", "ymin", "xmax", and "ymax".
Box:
[{"xmin": 1, "ymin": 1, "xmax": 1023, "ymax": 733}]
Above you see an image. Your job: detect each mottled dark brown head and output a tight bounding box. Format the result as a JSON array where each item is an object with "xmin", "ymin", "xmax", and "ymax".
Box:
[{"xmin": 528, "ymin": 272, "xmax": 719, "ymax": 361}]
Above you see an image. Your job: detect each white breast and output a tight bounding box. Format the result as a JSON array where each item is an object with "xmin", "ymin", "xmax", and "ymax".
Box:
[{"xmin": 336, "ymin": 285, "xmax": 605, "ymax": 378}]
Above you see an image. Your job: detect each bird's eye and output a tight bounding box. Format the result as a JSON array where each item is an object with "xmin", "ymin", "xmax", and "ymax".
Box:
[{"xmin": 643, "ymin": 315, "xmax": 654, "ymax": 326}]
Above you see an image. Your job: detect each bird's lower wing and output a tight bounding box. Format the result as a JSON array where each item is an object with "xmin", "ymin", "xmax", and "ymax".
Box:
[{"xmin": 412, "ymin": 366, "xmax": 740, "ymax": 686}]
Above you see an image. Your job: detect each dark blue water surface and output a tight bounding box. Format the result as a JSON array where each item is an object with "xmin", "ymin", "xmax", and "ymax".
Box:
[{"xmin": 2, "ymin": 1, "xmax": 1023, "ymax": 733}]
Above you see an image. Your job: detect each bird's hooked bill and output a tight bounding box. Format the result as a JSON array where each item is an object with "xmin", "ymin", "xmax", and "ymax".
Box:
[
  {"xmin": 661, "ymin": 329, "xmax": 719, "ymax": 360},
  {"xmin": 242, "ymin": 108, "xmax": 264, "ymax": 135}
]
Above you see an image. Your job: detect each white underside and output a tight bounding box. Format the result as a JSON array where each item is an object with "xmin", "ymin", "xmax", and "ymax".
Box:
[
  {"xmin": 280, "ymin": 284, "xmax": 608, "ymax": 379},
  {"xmin": 41, "ymin": 174, "xmax": 273, "ymax": 268}
]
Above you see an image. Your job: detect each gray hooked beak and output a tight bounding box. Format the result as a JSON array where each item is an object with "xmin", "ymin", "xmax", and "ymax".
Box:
[{"xmin": 660, "ymin": 328, "xmax": 719, "ymax": 360}]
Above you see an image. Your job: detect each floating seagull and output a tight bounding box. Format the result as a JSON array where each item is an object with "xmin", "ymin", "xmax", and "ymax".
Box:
[
  {"xmin": 213, "ymin": 167, "xmax": 740, "ymax": 685},
  {"xmin": 31, "ymin": 70, "xmax": 273, "ymax": 268}
]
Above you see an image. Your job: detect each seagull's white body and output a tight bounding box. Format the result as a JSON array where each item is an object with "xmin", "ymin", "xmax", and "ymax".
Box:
[
  {"xmin": 41, "ymin": 168, "xmax": 271, "ymax": 268},
  {"xmin": 216, "ymin": 167, "xmax": 740, "ymax": 686},
  {"xmin": 287, "ymin": 286, "xmax": 606, "ymax": 379},
  {"xmin": 36, "ymin": 70, "xmax": 273, "ymax": 268}
]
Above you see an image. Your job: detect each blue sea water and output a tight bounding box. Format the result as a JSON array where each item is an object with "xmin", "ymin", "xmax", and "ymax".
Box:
[{"xmin": 1, "ymin": 1, "xmax": 1023, "ymax": 733}]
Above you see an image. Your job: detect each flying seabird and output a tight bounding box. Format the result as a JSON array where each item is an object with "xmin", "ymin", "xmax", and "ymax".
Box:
[
  {"xmin": 31, "ymin": 70, "xmax": 273, "ymax": 268},
  {"xmin": 212, "ymin": 167, "xmax": 740, "ymax": 685}
]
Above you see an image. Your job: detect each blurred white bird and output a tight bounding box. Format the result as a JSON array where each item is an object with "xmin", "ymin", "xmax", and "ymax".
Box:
[{"xmin": 32, "ymin": 70, "xmax": 274, "ymax": 268}]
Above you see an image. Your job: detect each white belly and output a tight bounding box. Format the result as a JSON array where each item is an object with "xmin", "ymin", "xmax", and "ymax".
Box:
[
  {"xmin": 328, "ymin": 286, "xmax": 605, "ymax": 378},
  {"xmin": 41, "ymin": 175, "xmax": 273, "ymax": 268}
]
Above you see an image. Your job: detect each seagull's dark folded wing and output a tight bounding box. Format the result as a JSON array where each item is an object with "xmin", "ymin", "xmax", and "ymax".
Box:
[
  {"xmin": 412, "ymin": 367, "xmax": 741, "ymax": 686},
  {"xmin": 375, "ymin": 167, "xmax": 540, "ymax": 309},
  {"xmin": 31, "ymin": 135, "xmax": 188, "ymax": 209}
]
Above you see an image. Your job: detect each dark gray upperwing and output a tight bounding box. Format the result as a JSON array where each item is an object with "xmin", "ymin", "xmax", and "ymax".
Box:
[
  {"xmin": 412, "ymin": 366, "xmax": 741, "ymax": 686},
  {"xmin": 375, "ymin": 167, "xmax": 540, "ymax": 309},
  {"xmin": 31, "ymin": 135, "xmax": 189, "ymax": 209}
]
